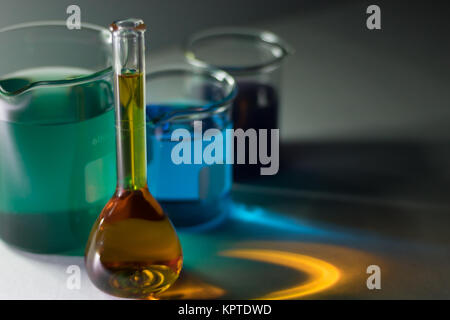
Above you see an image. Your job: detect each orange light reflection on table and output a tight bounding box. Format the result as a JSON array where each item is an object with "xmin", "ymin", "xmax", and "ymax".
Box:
[{"xmin": 221, "ymin": 249, "xmax": 340, "ymax": 299}]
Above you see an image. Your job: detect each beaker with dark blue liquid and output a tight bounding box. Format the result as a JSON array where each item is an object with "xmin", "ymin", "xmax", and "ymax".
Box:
[
  {"xmin": 145, "ymin": 67, "xmax": 236, "ymax": 227},
  {"xmin": 185, "ymin": 28, "xmax": 291, "ymax": 180}
]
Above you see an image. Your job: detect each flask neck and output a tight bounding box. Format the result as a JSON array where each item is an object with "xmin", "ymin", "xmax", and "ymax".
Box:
[
  {"xmin": 110, "ymin": 19, "xmax": 148, "ymax": 191},
  {"xmin": 114, "ymin": 72, "xmax": 148, "ymax": 191}
]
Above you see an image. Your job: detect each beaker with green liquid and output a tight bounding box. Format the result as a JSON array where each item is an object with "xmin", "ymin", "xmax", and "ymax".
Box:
[{"xmin": 0, "ymin": 22, "xmax": 116, "ymax": 253}]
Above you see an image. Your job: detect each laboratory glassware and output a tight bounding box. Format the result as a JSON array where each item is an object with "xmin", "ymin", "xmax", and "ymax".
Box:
[
  {"xmin": 146, "ymin": 66, "xmax": 236, "ymax": 227},
  {"xmin": 0, "ymin": 21, "xmax": 116, "ymax": 253},
  {"xmin": 85, "ymin": 19, "xmax": 182, "ymax": 299},
  {"xmin": 185, "ymin": 28, "xmax": 292, "ymax": 180}
]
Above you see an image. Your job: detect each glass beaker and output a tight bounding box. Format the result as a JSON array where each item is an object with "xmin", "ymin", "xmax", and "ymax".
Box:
[
  {"xmin": 0, "ymin": 22, "xmax": 116, "ymax": 253},
  {"xmin": 146, "ymin": 66, "xmax": 236, "ymax": 228},
  {"xmin": 185, "ymin": 28, "xmax": 292, "ymax": 180}
]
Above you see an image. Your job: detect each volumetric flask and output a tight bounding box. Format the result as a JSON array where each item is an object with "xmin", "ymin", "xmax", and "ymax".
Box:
[
  {"xmin": 185, "ymin": 28, "xmax": 292, "ymax": 180},
  {"xmin": 85, "ymin": 19, "xmax": 182, "ymax": 299},
  {"xmin": 146, "ymin": 66, "xmax": 236, "ymax": 228},
  {"xmin": 0, "ymin": 22, "xmax": 116, "ymax": 253}
]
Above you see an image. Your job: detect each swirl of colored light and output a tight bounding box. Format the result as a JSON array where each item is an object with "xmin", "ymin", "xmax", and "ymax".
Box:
[{"xmin": 221, "ymin": 249, "xmax": 340, "ymax": 299}]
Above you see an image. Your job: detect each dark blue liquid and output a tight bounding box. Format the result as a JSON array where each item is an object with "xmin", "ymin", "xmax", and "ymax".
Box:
[{"xmin": 232, "ymin": 82, "xmax": 279, "ymax": 180}]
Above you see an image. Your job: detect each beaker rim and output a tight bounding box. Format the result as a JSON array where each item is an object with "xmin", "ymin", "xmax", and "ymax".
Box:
[
  {"xmin": 0, "ymin": 20, "xmax": 112, "ymax": 97},
  {"xmin": 146, "ymin": 66, "xmax": 237, "ymax": 124},
  {"xmin": 184, "ymin": 27, "xmax": 293, "ymax": 75}
]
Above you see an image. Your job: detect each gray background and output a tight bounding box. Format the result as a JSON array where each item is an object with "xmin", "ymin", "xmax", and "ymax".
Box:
[{"xmin": 1, "ymin": 0, "xmax": 449, "ymax": 142}]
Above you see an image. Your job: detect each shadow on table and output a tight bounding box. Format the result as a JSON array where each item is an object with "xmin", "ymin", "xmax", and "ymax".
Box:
[{"xmin": 228, "ymin": 140, "xmax": 450, "ymax": 245}]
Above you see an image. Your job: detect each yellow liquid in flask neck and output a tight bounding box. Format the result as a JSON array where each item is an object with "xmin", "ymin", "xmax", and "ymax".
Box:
[{"xmin": 85, "ymin": 72, "xmax": 183, "ymax": 299}]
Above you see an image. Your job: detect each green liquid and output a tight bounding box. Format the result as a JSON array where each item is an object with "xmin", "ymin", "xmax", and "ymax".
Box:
[{"xmin": 0, "ymin": 67, "xmax": 116, "ymax": 253}]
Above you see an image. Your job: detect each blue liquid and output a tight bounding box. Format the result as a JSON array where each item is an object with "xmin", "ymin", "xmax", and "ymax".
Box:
[
  {"xmin": 146, "ymin": 103, "xmax": 232, "ymax": 200},
  {"xmin": 146, "ymin": 103, "xmax": 232, "ymax": 227}
]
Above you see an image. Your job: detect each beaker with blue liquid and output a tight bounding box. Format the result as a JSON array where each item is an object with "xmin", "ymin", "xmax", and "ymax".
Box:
[
  {"xmin": 0, "ymin": 22, "xmax": 116, "ymax": 253},
  {"xmin": 146, "ymin": 67, "xmax": 236, "ymax": 227}
]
